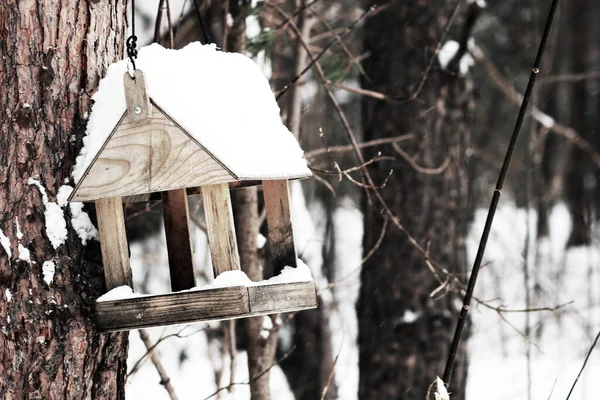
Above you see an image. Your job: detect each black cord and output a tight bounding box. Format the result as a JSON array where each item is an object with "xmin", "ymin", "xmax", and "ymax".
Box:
[
  {"xmin": 192, "ymin": 0, "xmax": 212, "ymax": 44},
  {"xmin": 126, "ymin": 0, "xmax": 138, "ymax": 71}
]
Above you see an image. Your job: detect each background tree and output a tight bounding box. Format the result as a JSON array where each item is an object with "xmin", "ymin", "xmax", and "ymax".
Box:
[
  {"xmin": 0, "ymin": 1, "xmax": 129, "ymax": 398},
  {"xmin": 357, "ymin": 1, "xmax": 475, "ymax": 398}
]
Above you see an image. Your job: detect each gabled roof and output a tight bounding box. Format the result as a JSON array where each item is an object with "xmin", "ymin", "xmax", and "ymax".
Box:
[{"xmin": 72, "ymin": 43, "xmax": 311, "ymax": 196}]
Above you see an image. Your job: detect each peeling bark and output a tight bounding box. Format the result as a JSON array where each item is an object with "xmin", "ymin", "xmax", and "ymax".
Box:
[{"xmin": 0, "ymin": 1, "xmax": 129, "ymax": 398}]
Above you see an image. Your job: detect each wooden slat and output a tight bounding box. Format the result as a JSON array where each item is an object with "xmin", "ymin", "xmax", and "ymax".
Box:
[
  {"xmin": 95, "ymin": 197, "xmax": 132, "ymax": 290},
  {"xmin": 201, "ymin": 183, "xmax": 241, "ymax": 277},
  {"xmin": 262, "ymin": 180, "xmax": 297, "ymax": 275},
  {"xmin": 248, "ymin": 281, "xmax": 317, "ymax": 315},
  {"xmin": 95, "ymin": 286, "xmax": 248, "ymax": 332},
  {"xmin": 122, "ymin": 181, "xmax": 263, "ymax": 203},
  {"xmin": 123, "ymin": 70, "xmax": 151, "ymax": 121},
  {"xmin": 162, "ymin": 189, "xmax": 195, "ymax": 291},
  {"xmin": 95, "ymin": 282, "xmax": 317, "ymax": 332},
  {"xmin": 71, "ymin": 106, "xmax": 236, "ymax": 202}
]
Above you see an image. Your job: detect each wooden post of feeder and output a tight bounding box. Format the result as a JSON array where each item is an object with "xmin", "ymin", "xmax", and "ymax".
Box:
[
  {"xmin": 162, "ymin": 189, "xmax": 196, "ymax": 291},
  {"xmin": 262, "ymin": 179, "xmax": 297, "ymax": 275},
  {"xmin": 201, "ymin": 183, "xmax": 241, "ymax": 276},
  {"xmin": 95, "ymin": 197, "xmax": 132, "ymax": 290}
]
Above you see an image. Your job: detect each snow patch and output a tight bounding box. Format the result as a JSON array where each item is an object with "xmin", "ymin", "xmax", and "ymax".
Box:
[
  {"xmin": 57, "ymin": 185, "xmax": 73, "ymax": 207},
  {"xmin": 260, "ymin": 316, "xmax": 273, "ymax": 339},
  {"xmin": 256, "ymin": 233, "xmax": 266, "ymax": 249},
  {"xmin": 97, "ymin": 285, "xmax": 140, "ymax": 302},
  {"xmin": 28, "ymin": 178, "xmax": 68, "ymax": 249},
  {"xmin": 18, "ymin": 244, "xmax": 31, "ymax": 262},
  {"xmin": 5, "ymin": 289, "xmax": 12, "ymax": 302},
  {"xmin": 42, "ymin": 261, "xmax": 56, "ymax": 285},
  {"xmin": 0, "ymin": 229, "xmax": 11, "ymax": 259},
  {"xmin": 97, "ymin": 260, "xmax": 313, "ymax": 302},
  {"xmin": 15, "ymin": 219, "xmax": 23, "ymax": 240},
  {"xmin": 70, "ymin": 203, "xmax": 99, "ymax": 244},
  {"xmin": 72, "ymin": 42, "xmax": 311, "ymax": 184},
  {"xmin": 438, "ymin": 40, "xmax": 475, "ymax": 75}
]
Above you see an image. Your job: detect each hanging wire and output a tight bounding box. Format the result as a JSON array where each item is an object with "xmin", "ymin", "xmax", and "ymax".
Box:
[
  {"xmin": 126, "ymin": 0, "xmax": 139, "ymax": 72},
  {"xmin": 192, "ymin": 0, "xmax": 212, "ymax": 44}
]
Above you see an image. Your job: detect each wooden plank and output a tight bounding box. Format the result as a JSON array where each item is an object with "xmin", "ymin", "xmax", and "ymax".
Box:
[
  {"xmin": 122, "ymin": 181, "xmax": 263, "ymax": 203},
  {"xmin": 95, "ymin": 197, "xmax": 132, "ymax": 290},
  {"xmin": 71, "ymin": 106, "xmax": 236, "ymax": 202},
  {"xmin": 95, "ymin": 286, "xmax": 249, "ymax": 332},
  {"xmin": 262, "ymin": 180, "xmax": 297, "ymax": 275},
  {"xmin": 123, "ymin": 70, "xmax": 151, "ymax": 122},
  {"xmin": 162, "ymin": 189, "xmax": 196, "ymax": 291},
  {"xmin": 201, "ymin": 183, "xmax": 241, "ymax": 276},
  {"xmin": 95, "ymin": 282, "xmax": 317, "ymax": 332},
  {"xmin": 248, "ymin": 281, "xmax": 318, "ymax": 315}
]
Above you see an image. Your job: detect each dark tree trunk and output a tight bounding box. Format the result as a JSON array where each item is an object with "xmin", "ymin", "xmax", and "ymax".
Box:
[
  {"xmin": 565, "ymin": 0, "xmax": 594, "ymax": 247},
  {"xmin": 0, "ymin": 1, "xmax": 128, "ymax": 398},
  {"xmin": 358, "ymin": 2, "xmax": 474, "ymax": 399}
]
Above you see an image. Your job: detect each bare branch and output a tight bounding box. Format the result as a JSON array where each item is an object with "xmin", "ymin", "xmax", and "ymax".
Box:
[{"xmin": 138, "ymin": 329, "xmax": 179, "ymax": 400}]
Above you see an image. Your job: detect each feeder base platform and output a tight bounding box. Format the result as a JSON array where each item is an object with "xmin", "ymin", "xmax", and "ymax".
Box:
[{"xmin": 95, "ymin": 281, "xmax": 317, "ymax": 332}]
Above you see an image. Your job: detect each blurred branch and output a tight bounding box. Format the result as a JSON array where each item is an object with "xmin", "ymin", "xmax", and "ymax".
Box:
[
  {"xmin": 274, "ymin": 4, "xmax": 375, "ymax": 100},
  {"xmin": 138, "ymin": 329, "xmax": 180, "ymax": 400},
  {"xmin": 471, "ymin": 44, "xmax": 600, "ymax": 169},
  {"xmin": 305, "ymin": 134, "xmax": 414, "ymax": 157},
  {"xmin": 202, "ymin": 345, "xmax": 297, "ymax": 400},
  {"xmin": 539, "ymin": 71, "xmax": 600, "ymax": 84}
]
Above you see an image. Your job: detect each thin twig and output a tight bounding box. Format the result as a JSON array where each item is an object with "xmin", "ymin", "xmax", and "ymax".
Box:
[
  {"xmin": 471, "ymin": 45, "xmax": 600, "ymax": 169},
  {"xmin": 320, "ymin": 332, "xmax": 344, "ymax": 400},
  {"xmin": 565, "ymin": 329, "xmax": 600, "ymax": 400},
  {"xmin": 138, "ymin": 329, "xmax": 179, "ymax": 400},
  {"xmin": 274, "ymin": 5, "xmax": 374, "ymax": 100},
  {"xmin": 154, "ymin": 0, "xmax": 166, "ymax": 44},
  {"xmin": 305, "ymin": 134, "xmax": 414, "ymax": 157},
  {"xmin": 391, "ymin": 142, "xmax": 451, "ymax": 175},
  {"xmin": 128, "ymin": 325, "xmax": 206, "ymax": 376},
  {"xmin": 442, "ymin": 0, "xmax": 560, "ymax": 386},
  {"xmin": 202, "ymin": 345, "xmax": 296, "ymax": 400}
]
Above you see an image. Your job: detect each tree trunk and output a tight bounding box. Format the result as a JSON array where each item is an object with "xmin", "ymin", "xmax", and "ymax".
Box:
[
  {"xmin": 0, "ymin": 1, "xmax": 128, "ymax": 398},
  {"xmin": 226, "ymin": 2, "xmax": 278, "ymax": 399},
  {"xmin": 358, "ymin": 1, "xmax": 474, "ymax": 399},
  {"xmin": 565, "ymin": 0, "xmax": 594, "ymax": 247}
]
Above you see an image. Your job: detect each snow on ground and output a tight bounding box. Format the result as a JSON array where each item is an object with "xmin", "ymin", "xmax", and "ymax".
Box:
[
  {"xmin": 467, "ymin": 202, "xmax": 600, "ymax": 400},
  {"xmin": 125, "ymin": 191, "xmax": 599, "ymax": 400}
]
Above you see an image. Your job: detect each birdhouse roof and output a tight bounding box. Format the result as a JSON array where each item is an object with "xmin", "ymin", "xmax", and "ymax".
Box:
[{"xmin": 71, "ymin": 43, "xmax": 311, "ymax": 200}]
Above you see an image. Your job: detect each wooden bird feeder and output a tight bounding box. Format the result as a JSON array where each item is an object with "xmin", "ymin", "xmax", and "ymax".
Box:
[{"xmin": 68, "ymin": 44, "xmax": 317, "ymax": 332}]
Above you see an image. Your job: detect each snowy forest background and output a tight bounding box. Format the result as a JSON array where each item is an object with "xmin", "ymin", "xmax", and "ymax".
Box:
[
  {"xmin": 1, "ymin": 0, "xmax": 600, "ymax": 399},
  {"xmin": 121, "ymin": 1, "xmax": 599, "ymax": 399}
]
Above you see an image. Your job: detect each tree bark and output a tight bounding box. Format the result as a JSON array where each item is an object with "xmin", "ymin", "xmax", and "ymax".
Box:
[
  {"xmin": 226, "ymin": 2, "xmax": 278, "ymax": 399},
  {"xmin": 0, "ymin": 1, "xmax": 128, "ymax": 398},
  {"xmin": 358, "ymin": 1, "xmax": 474, "ymax": 399}
]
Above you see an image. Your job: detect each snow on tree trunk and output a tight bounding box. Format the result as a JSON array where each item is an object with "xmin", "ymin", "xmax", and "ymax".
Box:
[
  {"xmin": 358, "ymin": 2, "xmax": 474, "ymax": 399},
  {"xmin": 0, "ymin": 1, "xmax": 128, "ymax": 397}
]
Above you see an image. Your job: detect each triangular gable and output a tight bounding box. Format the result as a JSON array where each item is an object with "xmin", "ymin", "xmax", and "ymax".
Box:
[{"xmin": 70, "ymin": 104, "xmax": 237, "ymax": 202}]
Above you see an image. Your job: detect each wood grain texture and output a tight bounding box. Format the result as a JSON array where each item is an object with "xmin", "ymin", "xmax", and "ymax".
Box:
[
  {"xmin": 201, "ymin": 183, "xmax": 242, "ymax": 277},
  {"xmin": 122, "ymin": 181, "xmax": 264, "ymax": 203},
  {"xmin": 71, "ymin": 106, "xmax": 236, "ymax": 202},
  {"xmin": 123, "ymin": 70, "xmax": 151, "ymax": 122},
  {"xmin": 95, "ymin": 281, "xmax": 317, "ymax": 332},
  {"xmin": 95, "ymin": 286, "xmax": 249, "ymax": 331},
  {"xmin": 95, "ymin": 197, "xmax": 132, "ymax": 291},
  {"xmin": 262, "ymin": 180, "xmax": 297, "ymax": 274},
  {"xmin": 248, "ymin": 281, "xmax": 317, "ymax": 315},
  {"xmin": 162, "ymin": 189, "xmax": 196, "ymax": 291}
]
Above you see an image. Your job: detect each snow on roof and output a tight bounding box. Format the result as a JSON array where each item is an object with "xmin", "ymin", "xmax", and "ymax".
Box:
[{"xmin": 73, "ymin": 43, "xmax": 312, "ymax": 183}]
